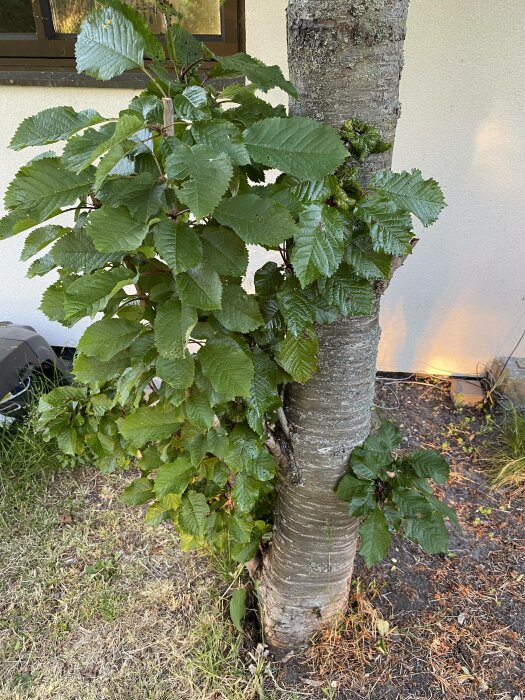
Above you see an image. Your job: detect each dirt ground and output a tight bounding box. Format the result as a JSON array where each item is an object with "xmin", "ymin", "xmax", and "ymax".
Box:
[
  {"xmin": 271, "ymin": 378, "xmax": 525, "ymax": 700},
  {"xmin": 1, "ymin": 377, "xmax": 524, "ymax": 700}
]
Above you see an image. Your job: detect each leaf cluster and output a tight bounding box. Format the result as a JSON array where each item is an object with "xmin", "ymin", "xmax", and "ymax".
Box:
[
  {"xmin": 336, "ymin": 421, "xmax": 460, "ymax": 567},
  {"xmin": 1, "ymin": 2, "xmax": 446, "ymax": 564}
]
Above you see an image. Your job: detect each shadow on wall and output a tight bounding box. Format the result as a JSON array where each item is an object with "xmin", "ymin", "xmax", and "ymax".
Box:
[{"xmin": 378, "ymin": 0, "xmax": 525, "ymax": 375}]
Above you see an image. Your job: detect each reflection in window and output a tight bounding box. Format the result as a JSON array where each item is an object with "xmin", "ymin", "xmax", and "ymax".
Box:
[
  {"xmin": 49, "ymin": 0, "xmax": 221, "ymax": 36},
  {"xmin": 0, "ymin": 0, "xmax": 36, "ymax": 33}
]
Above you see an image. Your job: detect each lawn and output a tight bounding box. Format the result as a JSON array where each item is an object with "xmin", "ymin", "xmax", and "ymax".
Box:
[{"xmin": 1, "ymin": 379, "xmax": 524, "ymax": 699}]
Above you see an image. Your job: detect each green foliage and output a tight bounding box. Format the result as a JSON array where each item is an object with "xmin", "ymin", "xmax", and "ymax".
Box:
[
  {"xmin": 2, "ymin": 3, "xmax": 445, "ymax": 569},
  {"xmin": 336, "ymin": 421, "xmax": 460, "ymax": 566}
]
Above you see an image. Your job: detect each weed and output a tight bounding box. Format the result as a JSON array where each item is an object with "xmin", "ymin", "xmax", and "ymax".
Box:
[{"xmin": 489, "ymin": 409, "xmax": 525, "ymax": 493}]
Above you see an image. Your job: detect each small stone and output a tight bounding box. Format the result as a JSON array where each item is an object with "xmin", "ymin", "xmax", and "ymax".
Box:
[{"xmin": 450, "ymin": 379, "xmax": 484, "ymax": 407}]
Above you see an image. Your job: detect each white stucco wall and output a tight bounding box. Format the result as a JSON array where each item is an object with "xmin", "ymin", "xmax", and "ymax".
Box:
[{"xmin": 0, "ymin": 0, "xmax": 523, "ymax": 374}]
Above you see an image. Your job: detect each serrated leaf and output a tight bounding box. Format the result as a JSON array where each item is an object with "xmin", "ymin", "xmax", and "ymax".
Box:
[
  {"xmin": 291, "ymin": 205, "xmax": 347, "ymax": 288},
  {"xmin": 201, "ymin": 226, "xmax": 248, "ymax": 277},
  {"xmin": 276, "ymin": 282, "xmax": 314, "ymax": 337},
  {"xmin": 52, "ymin": 228, "xmax": 122, "ymax": 273},
  {"xmin": 198, "ymin": 337, "xmax": 254, "ymax": 399},
  {"xmin": 5, "ymin": 157, "xmax": 94, "ymax": 219},
  {"xmin": 76, "ymin": 7, "xmax": 145, "ymax": 81},
  {"xmin": 39, "ymin": 281, "xmax": 66, "ymax": 322},
  {"xmin": 153, "ymin": 220, "xmax": 203, "ymax": 275},
  {"xmin": 371, "ymin": 169, "xmax": 446, "ymax": 226},
  {"xmin": 405, "ymin": 514, "xmax": 449, "ymax": 554},
  {"xmin": 178, "ymin": 490, "xmax": 209, "ymax": 536},
  {"xmin": 122, "ymin": 477, "xmax": 154, "ymax": 505},
  {"xmin": 213, "ymin": 53, "xmax": 298, "ymax": 97},
  {"xmin": 73, "ymin": 351, "xmax": 129, "ymax": 384},
  {"xmin": 20, "ymin": 225, "xmax": 68, "ymax": 262},
  {"xmin": 192, "ymin": 121, "xmax": 250, "ymax": 166},
  {"xmin": 185, "ymin": 390, "xmax": 215, "ymax": 430},
  {"xmin": 167, "ymin": 143, "xmax": 232, "ymax": 219},
  {"xmin": 277, "ymin": 331, "xmax": 318, "ymax": 383},
  {"xmin": 232, "ymin": 473, "xmax": 260, "ymax": 514},
  {"xmin": 174, "ymin": 86, "xmax": 210, "ymax": 121},
  {"xmin": 230, "ymin": 588, "xmax": 246, "ymax": 632},
  {"xmin": 359, "ymin": 509, "xmax": 391, "ymax": 567},
  {"xmin": 246, "ymin": 350, "xmax": 282, "ymax": 434},
  {"xmin": 98, "ymin": 0, "xmax": 165, "ymax": 64},
  {"xmin": 214, "ymin": 194, "xmax": 297, "ymax": 247},
  {"xmin": 356, "ymin": 193, "xmax": 413, "ymax": 255},
  {"xmin": 177, "ymin": 264, "xmax": 222, "ymax": 310},
  {"xmin": 62, "ymin": 124, "xmax": 115, "ymax": 173},
  {"xmin": 247, "ymin": 450, "xmax": 276, "ymax": 482},
  {"xmin": 154, "ymin": 299, "xmax": 197, "ymax": 359},
  {"xmin": 392, "ymin": 488, "xmax": 433, "ymax": 518},
  {"xmin": 347, "ymin": 234, "xmax": 391, "ymax": 280},
  {"xmin": 9, "ymin": 107, "xmax": 105, "ymax": 151},
  {"xmin": 245, "ymin": 117, "xmax": 348, "ymax": 180},
  {"xmin": 154, "ymin": 457, "xmax": 194, "ymax": 498},
  {"xmin": 406, "ymin": 449, "xmax": 450, "ymax": 484},
  {"xmin": 98, "ymin": 173, "xmax": 165, "ymax": 221},
  {"xmin": 77, "ymin": 317, "xmax": 143, "ymax": 361},
  {"xmin": 117, "ymin": 403, "xmax": 182, "ymax": 447},
  {"xmin": 206, "ymin": 427, "xmax": 229, "ymax": 459},
  {"xmin": 86, "ymin": 206, "xmax": 149, "ymax": 252},
  {"xmin": 214, "ymin": 285, "xmax": 263, "ymax": 333},
  {"xmin": 156, "ymin": 355, "xmax": 195, "ymax": 390},
  {"xmin": 171, "ymin": 24, "xmax": 205, "ymax": 65},
  {"xmin": 64, "ymin": 267, "xmax": 134, "ymax": 319}
]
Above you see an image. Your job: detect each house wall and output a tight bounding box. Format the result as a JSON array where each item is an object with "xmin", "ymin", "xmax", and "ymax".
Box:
[{"xmin": 0, "ymin": 0, "xmax": 524, "ymax": 374}]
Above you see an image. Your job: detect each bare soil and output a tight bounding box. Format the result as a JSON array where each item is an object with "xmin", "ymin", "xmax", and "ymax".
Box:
[{"xmin": 270, "ymin": 378, "xmax": 525, "ymax": 700}]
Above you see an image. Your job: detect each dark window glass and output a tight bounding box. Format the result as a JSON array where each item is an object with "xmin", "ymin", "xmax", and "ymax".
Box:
[
  {"xmin": 49, "ymin": 0, "xmax": 221, "ymax": 36},
  {"xmin": 0, "ymin": 0, "xmax": 37, "ymax": 33}
]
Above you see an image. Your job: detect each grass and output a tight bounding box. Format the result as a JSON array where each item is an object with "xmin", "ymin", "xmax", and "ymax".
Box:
[
  {"xmin": 0, "ymin": 405, "xmax": 269, "ymax": 700},
  {"xmin": 489, "ymin": 409, "xmax": 525, "ymax": 493}
]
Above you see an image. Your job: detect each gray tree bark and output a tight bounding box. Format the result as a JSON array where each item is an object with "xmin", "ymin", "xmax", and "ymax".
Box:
[{"xmin": 259, "ymin": 0, "xmax": 410, "ymax": 653}]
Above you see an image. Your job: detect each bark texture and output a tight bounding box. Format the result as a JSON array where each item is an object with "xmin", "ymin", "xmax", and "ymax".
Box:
[{"xmin": 259, "ymin": 0, "xmax": 410, "ymax": 652}]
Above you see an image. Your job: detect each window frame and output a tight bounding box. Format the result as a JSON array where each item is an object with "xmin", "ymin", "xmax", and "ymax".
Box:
[{"xmin": 0, "ymin": 0, "xmax": 245, "ymax": 87}]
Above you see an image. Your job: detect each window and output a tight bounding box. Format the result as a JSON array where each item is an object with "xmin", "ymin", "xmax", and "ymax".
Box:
[{"xmin": 0, "ymin": 0, "xmax": 245, "ymax": 86}]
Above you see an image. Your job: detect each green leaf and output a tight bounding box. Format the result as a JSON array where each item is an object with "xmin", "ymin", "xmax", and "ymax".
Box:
[
  {"xmin": 40, "ymin": 282, "xmax": 66, "ymax": 323},
  {"xmin": 347, "ymin": 234, "xmax": 391, "ymax": 280},
  {"xmin": 214, "ymin": 285, "xmax": 263, "ymax": 333},
  {"xmin": 277, "ymin": 331, "xmax": 318, "ymax": 384},
  {"xmin": 424, "ymin": 494, "xmax": 461, "ymax": 529},
  {"xmin": 86, "ymin": 206, "xmax": 149, "ymax": 252},
  {"xmin": 213, "ymin": 53, "xmax": 298, "ymax": 97},
  {"xmin": 392, "ymin": 488, "xmax": 432, "ymax": 518},
  {"xmin": 64, "ymin": 267, "xmax": 134, "ymax": 319},
  {"xmin": 201, "ymin": 226, "xmax": 248, "ymax": 277},
  {"xmin": 291, "ymin": 205, "xmax": 347, "ymax": 288},
  {"xmin": 178, "ymin": 490, "xmax": 209, "ymax": 536},
  {"xmin": 117, "ymin": 403, "xmax": 182, "ymax": 447},
  {"xmin": 192, "ymin": 121, "xmax": 250, "ymax": 166},
  {"xmin": 27, "ymin": 253, "xmax": 56, "ymax": 278},
  {"xmin": 20, "ymin": 225, "xmax": 68, "ymax": 262},
  {"xmin": 73, "ymin": 352, "xmax": 129, "ymax": 384},
  {"xmin": 77, "ymin": 318, "xmax": 143, "ymax": 361},
  {"xmin": 371, "ymin": 169, "xmax": 446, "ymax": 226},
  {"xmin": 358, "ymin": 509, "xmax": 391, "ymax": 567},
  {"xmin": 214, "ymin": 194, "xmax": 297, "ymax": 247},
  {"xmin": 0, "ymin": 210, "xmax": 40, "ymax": 241},
  {"xmin": 244, "ymin": 117, "xmax": 348, "ymax": 180},
  {"xmin": 4, "ymin": 157, "xmax": 93, "ymax": 219},
  {"xmin": 76, "ymin": 7, "xmax": 145, "ymax": 81},
  {"xmin": 230, "ymin": 588, "xmax": 247, "ymax": 632},
  {"xmin": 154, "ymin": 299, "xmax": 198, "ymax": 359},
  {"xmin": 98, "ymin": 173, "xmax": 166, "ymax": 222},
  {"xmin": 122, "ymin": 477, "xmax": 154, "ymax": 505},
  {"xmin": 356, "ymin": 193, "xmax": 413, "ymax": 255},
  {"xmin": 153, "ymin": 221, "xmax": 203, "ymax": 275},
  {"xmin": 247, "ymin": 450, "xmax": 276, "ymax": 482},
  {"xmin": 406, "ymin": 449, "xmax": 450, "ymax": 484},
  {"xmin": 374, "ymin": 420, "xmax": 402, "ymax": 452},
  {"xmin": 347, "ymin": 277, "xmax": 374, "ymax": 317},
  {"xmin": 246, "ymin": 350, "xmax": 282, "ymax": 434},
  {"xmin": 173, "ymin": 86, "xmax": 210, "ymax": 121},
  {"xmin": 170, "ymin": 24, "xmax": 205, "ymax": 66},
  {"xmin": 276, "ymin": 282, "xmax": 314, "ymax": 337},
  {"xmin": 232, "ymin": 473, "xmax": 260, "ymax": 514},
  {"xmin": 336, "ymin": 473, "xmax": 376, "ymax": 516},
  {"xmin": 185, "ymin": 390, "xmax": 215, "ymax": 430},
  {"xmin": 9, "ymin": 107, "xmax": 105, "ymax": 151},
  {"xmin": 405, "ymin": 514, "xmax": 449, "ymax": 554},
  {"xmin": 156, "ymin": 355, "xmax": 195, "ymax": 390},
  {"xmin": 198, "ymin": 337, "xmax": 254, "ymax": 399},
  {"xmin": 177, "ymin": 264, "xmax": 222, "ymax": 311},
  {"xmin": 83, "ymin": 111, "xmax": 145, "ymax": 174},
  {"xmin": 167, "ymin": 143, "xmax": 233, "ymax": 219},
  {"xmin": 52, "ymin": 228, "xmax": 122, "ymax": 273},
  {"xmin": 154, "ymin": 457, "xmax": 194, "ymax": 498},
  {"xmin": 98, "ymin": 0, "xmax": 165, "ymax": 64}
]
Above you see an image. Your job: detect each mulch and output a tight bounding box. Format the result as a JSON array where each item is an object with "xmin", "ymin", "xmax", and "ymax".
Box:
[{"xmin": 268, "ymin": 377, "xmax": 525, "ymax": 700}]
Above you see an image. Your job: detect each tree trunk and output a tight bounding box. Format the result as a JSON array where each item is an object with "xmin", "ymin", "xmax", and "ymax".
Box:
[{"xmin": 259, "ymin": 0, "xmax": 410, "ymax": 653}]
